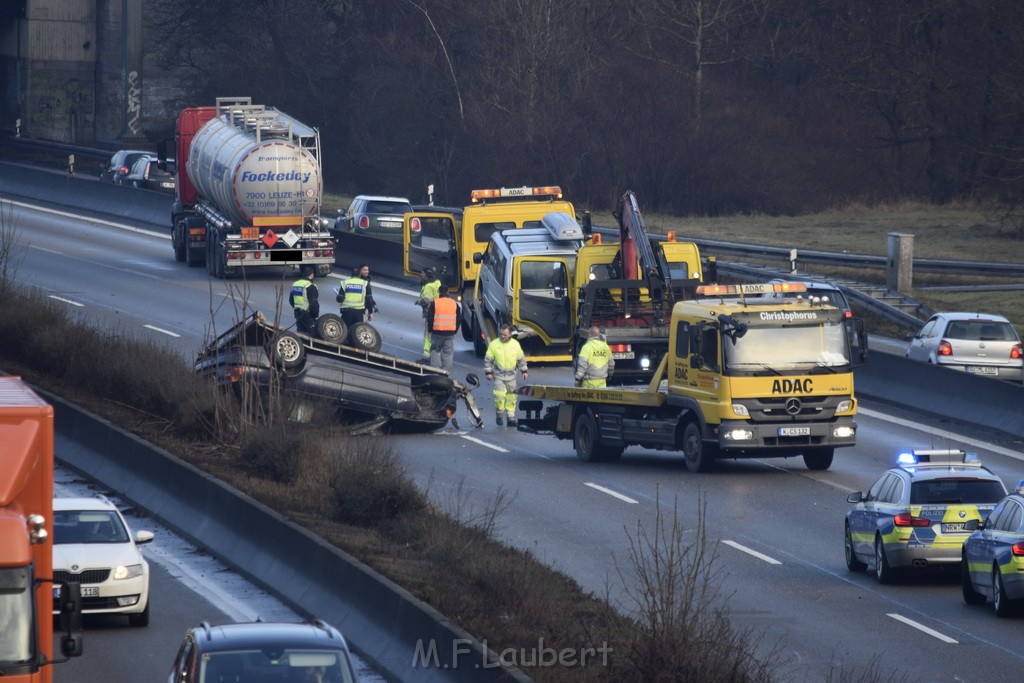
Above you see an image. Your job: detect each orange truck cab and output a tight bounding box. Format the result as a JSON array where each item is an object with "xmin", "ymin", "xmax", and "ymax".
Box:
[{"xmin": 0, "ymin": 377, "xmax": 82, "ymax": 682}]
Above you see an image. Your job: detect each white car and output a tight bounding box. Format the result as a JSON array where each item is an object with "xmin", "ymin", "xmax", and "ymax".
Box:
[
  {"xmin": 906, "ymin": 312, "xmax": 1024, "ymax": 383},
  {"xmin": 52, "ymin": 496, "xmax": 154, "ymax": 626}
]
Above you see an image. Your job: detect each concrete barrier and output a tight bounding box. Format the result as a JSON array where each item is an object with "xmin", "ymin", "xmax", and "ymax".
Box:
[{"xmin": 47, "ymin": 390, "xmax": 531, "ymax": 683}]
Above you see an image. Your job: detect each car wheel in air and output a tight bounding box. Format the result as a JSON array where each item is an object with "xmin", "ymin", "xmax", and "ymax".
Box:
[
  {"xmin": 270, "ymin": 332, "xmax": 306, "ymax": 369},
  {"xmin": 349, "ymin": 322, "xmax": 382, "ymax": 353},
  {"xmin": 316, "ymin": 314, "xmax": 347, "ymax": 344},
  {"xmin": 845, "ymin": 523, "xmax": 867, "ymax": 572}
]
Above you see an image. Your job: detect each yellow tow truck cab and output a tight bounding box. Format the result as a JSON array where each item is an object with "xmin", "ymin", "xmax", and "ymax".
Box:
[
  {"xmin": 519, "ymin": 282, "xmax": 866, "ymax": 472},
  {"xmin": 403, "ymin": 186, "xmax": 576, "ymax": 340}
]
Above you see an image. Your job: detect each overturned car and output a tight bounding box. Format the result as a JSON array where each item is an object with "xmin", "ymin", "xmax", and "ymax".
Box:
[{"xmin": 195, "ymin": 311, "xmax": 482, "ymax": 433}]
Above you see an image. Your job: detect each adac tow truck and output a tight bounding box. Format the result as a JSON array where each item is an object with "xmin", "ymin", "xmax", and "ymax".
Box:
[
  {"xmin": 572, "ymin": 191, "xmax": 706, "ymax": 384},
  {"xmin": 517, "ymin": 282, "xmax": 867, "ymax": 472},
  {"xmin": 402, "ymin": 186, "xmax": 577, "ymax": 340}
]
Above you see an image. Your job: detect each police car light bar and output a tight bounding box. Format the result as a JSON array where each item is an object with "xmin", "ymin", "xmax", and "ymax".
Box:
[
  {"xmin": 470, "ymin": 186, "xmax": 563, "ymax": 202},
  {"xmin": 897, "ymin": 449, "xmax": 980, "ymax": 467},
  {"xmin": 696, "ymin": 282, "xmax": 808, "ymax": 297}
]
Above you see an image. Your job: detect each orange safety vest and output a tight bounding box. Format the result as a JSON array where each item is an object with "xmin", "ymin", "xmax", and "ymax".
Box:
[{"xmin": 431, "ymin": 297, "xmax": 458, "ymax": 332}]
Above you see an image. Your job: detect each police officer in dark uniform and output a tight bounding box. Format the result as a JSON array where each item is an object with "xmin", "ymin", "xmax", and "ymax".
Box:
[{"xmin": 289, "ymin": 265, "xmax": 320, "ymax": 335}]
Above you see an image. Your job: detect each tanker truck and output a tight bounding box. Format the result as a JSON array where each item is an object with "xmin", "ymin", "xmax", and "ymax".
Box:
[
  {"xmin": 1, "ymin": 376, "xmax": 83, "ymax": 682},
  {"xmin": 164, "ymin": 97, "xmax": 335, "ymax": 278}
]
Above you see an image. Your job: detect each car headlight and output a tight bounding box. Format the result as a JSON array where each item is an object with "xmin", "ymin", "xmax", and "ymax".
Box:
[
  {"xmin": 731, "ymin": 403, "xmax": 749, "ymax": 417},
  {"xmin": 722, "ymin": 428, "xmax": 753, "ymax": 441},
  {"xmin": 833, "ymin": 425, "xmax": 855, "ymax": 439},
  {"xmin": 113, "ymin": 564, "xmax": 144, "ymax": 580},
  {"xmin": 836, "ymin": 399, "xmax": 852, "ymax": 413}
]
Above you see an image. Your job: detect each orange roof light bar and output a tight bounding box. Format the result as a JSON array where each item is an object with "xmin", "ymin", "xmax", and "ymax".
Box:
[
  {"xmin": 470, "ymin": 186, "xmax": 563, "ymax": 203},
  {"xmin": 696, "ymin": 282, "xmax": 808, "ymax": 296}
]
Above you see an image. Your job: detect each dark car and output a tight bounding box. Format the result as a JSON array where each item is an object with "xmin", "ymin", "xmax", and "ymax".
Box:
[
  {"xmin": 845, "ymin": 449, "xmax": 1006, "ymax": 583},
  {"xmin": 166, "ymin": 620, "xmax": 358, "ymax": 683},
  {"xmin": 193, "ymin": 311, "xmax": 482, "ymax": 432},
  {"xmin": 335, "ymin": 195, "xmax": 412, "ymax": 235},
  {"xmin": 962, "ymin": 480, "xmax": 1024, "ymax": 616},
  {"xmin": 99, "ymin": 149, "xmax": 151, "ymax": 184},
  {"xmin": 124, "ymin": 155, "xmax": 176, "ymax": 194}
]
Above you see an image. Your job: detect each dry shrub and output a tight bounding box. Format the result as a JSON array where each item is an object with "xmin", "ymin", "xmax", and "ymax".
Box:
[
  {"xmin": 240, "ymin": 423, "xmax": 307, "ymax": 484},
  {"xmin": 326, "ymin": 437, "xmax": 426, "ymax": 527},
  {"xmin": 606, "ymin": 493, "xmax": 777, "ymax": 683}
]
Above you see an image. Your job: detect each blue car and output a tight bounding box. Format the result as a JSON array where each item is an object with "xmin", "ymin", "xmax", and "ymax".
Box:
[
  {"xmin": 962, "ymin": 482, "xmax": 1024, "ymax": 617},
  {"xmin": 845, "ymin": 449, "xmax": 1006, "ymax": 583}
]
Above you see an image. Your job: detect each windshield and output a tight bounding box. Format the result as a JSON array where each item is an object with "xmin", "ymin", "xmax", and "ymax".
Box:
[
  {"xmin": 0, "ymin": 568, "xmax": 33, "ymax": 668},
  {"xmin": 723, "ymin": 318, "xmax": 850, "ymax": 374},
  {"xmin": 53, "ymin": 510, "xmax": 130, "ymax": 544},
  {"xmin": 200, "ymin": 648, "xmax": 354, "ymax": 683},
  {"xmin": 910, "ymin": 479, "xmax": 1006, "ymax": 505}
]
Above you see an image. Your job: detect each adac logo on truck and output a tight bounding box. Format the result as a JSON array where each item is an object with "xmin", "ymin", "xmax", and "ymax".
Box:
[{"xmin": 772, "ymin": 378, "xmax": 813, "ymax": 394}]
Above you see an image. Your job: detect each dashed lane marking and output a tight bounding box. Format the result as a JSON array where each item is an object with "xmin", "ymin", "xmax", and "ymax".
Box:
[
  {"xmin": 584, "ymin": 482, "xmax": 639, "ymax": 504},
  {"xmin": 722, "ymin": 540, "xmax": 782, "ymax": 565},
  {"xmin": 887, "ymin": 613, "xmax": 958, "ymax": 644}
]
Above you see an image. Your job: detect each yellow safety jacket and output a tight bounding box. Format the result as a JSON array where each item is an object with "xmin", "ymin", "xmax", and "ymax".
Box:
[
  {"xmin": 340, "ymin": 277, "xmax": 368, "ymax": 310},
  {"xmin": 290, "ymin": 278, "xmax": 313, "ymax": 311},
  {"xmin": 576, "ymin": 338, "xmax": 615, "ymax": 381}
]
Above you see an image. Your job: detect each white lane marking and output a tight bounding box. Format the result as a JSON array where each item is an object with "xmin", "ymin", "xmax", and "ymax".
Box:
[
  {"xmin": 3, "ymin": 198, "xmax": 169, "ymax": 239},
  {"xmin": 887, "ymin": 613, "xmax": 958, "ymax": 644},
  {"xmin": 584, "ymin": 482, "xmax": 639, "ymax": 504},
  {"xmin": 860, "ymin": 406, "xmax": 1024, "ymax": 463},
  {"xmin": 143, "ymin": 324, "xmax": 181, "ymax": 338},
  {"xmin": 721, "ymin": 540, "xmax": 782, "ymax": 565},
  {"xmin": 48, "ymin": 295, "xmax": 84, "ymax": 307},
  {"xmin": 459, "ymin": 434, "xmax": 509, "ymax": 452},
  {"xmin": 29, "ymin": 244, "xmax": 66, "ymax": 255}
]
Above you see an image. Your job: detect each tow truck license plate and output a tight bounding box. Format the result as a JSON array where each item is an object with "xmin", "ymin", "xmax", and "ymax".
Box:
[
  {"xmin": 612, "ymin": 352, "xmax": 635, "ymax": 360},
  {"xmin": 942, "ymin": 522, "xmax": 967, "ymax": 532},
  {"xmin": 967, "ymin": 366, "xmax": 997, "ymax": 375},
  {"xmin": 778, "ymin": 427, "xmax": 811, "ymax": 436}
]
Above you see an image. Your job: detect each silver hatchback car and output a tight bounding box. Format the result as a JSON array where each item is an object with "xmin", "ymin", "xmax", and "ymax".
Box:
[{"xmin": 906, "ymin": 312, "xmax": 1023, "ymax": 383}]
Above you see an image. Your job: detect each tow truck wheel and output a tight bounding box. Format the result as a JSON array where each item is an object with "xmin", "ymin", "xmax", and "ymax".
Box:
[
  {"xmin": 316, "ymin": 314, "xmax": 347, "ymax": 343},
  {"xmin": 961, "ymin": 553, "xmax": 985, "ymax": 604},
  {"xmin": 349, "ymin": 322, "xmax": 382, "ymax": 353},
  {"xmin": 803, "ymin": 448, "xmax": 834, "ymax": 471},
  {"xmin": 472, "ymin": 319, "xmax": 487, "ymax": 357},
  {"xmin": 681, "ymin": 423, "xmax": 713, "ymax": 473},
  {"xmin": 271, "ymin": 332, "xmax": 306, "ymax": 369},
  {"xmin": 573, "ymin": 410, "xmax": 601, "ymax": 463},
  {"xmin": 461, "ymin": 311, "xmax": 474, "ymax": 341}
]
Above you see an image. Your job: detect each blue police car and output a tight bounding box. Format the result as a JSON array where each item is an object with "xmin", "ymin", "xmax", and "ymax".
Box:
[
  {"xmin": 961, "ymin": 481, "xmax": 1024, "ymax": 617},
  {"xmin": 845, "ymin": 449, "xmax": 1006, "ymax": 583}
]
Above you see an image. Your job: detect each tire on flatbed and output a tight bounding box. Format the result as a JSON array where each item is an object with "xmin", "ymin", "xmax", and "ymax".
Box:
[
  {"xmin": 316, "ymin": 314, "xmax": 347, "ymax": 343},
  {"xmin": 270, "ymin": 331, "xmax": 306, "ymax": 369},
  {"xmin": 349, "ymin": 322, "xmax": 382, "ymax": 353}
]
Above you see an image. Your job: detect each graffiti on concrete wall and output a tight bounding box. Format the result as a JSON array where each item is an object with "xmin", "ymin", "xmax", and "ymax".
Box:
[
  {"xmin": 126, "ymin": 70, "xmax": 142, "ymax": 137},
  {"xmin": 29, "ymin": 72, "xmax": 94, "ymax": 140}
]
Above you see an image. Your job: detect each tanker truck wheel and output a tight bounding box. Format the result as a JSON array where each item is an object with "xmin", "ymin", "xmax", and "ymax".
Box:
[
  {"xmin": 315, "ymin": 264, "xmax": 332, "ymax": 277},
  {"xmin": 348, "ymin": 322, "xmax": 382, "ymax": 353},
  {"xmin": 172, "ymin": 221, "xmax": 186, "ymax": 262},
  {"xmin": 270, "ymin": 331, "xmax": 306, "ymax": 369},
  {"xmin": 316, "ymin": 314, "xmax": 347, "ymax": 343}
]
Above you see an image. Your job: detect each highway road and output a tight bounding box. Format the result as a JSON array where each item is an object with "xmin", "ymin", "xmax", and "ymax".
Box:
[{"xmin": 4, "ymin": 190, "xmax": 1024, "ymax": 682}]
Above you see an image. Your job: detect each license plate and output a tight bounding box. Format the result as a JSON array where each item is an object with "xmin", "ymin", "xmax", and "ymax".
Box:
[
  {"xmin": 612, "ymin": 352, "xmax": 635, "ymax": 360},
  {"xmin": 778, "ymin": 427, "xmax": 811, "ymax": 436},
  {"xmin": 942, "ymin": 522, "xmax": 967, "ymax": 532},
  {"xmin": 966, "ymin": 366, "xmax": 997, "ymax": 375},
  {"xmin": 81, "ymin": 586, "xmax": 99, "ymax": 597}
]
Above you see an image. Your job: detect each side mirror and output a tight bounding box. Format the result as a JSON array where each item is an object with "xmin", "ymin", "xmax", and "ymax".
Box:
[
  {"xmin": 135, "ymin": 530, "xmax": 155, "ymax": 545},
  {"xmin": 57, "ymin": 581, "xmax": 84, "ymax": 658},
  {"xmin": 964, "ymin": 519, "xmax": 981, "ymax": 531},
  {"xmin": 472, "ymin": 252, "xmax": 483, "ymax": 264},
  {"xmin": 690, "ymin": 355, "xmax": 700, "ymax": 369},
  {"xmin": 847, "ymin": 491, "xmax": 864, "ymax": 503}
]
